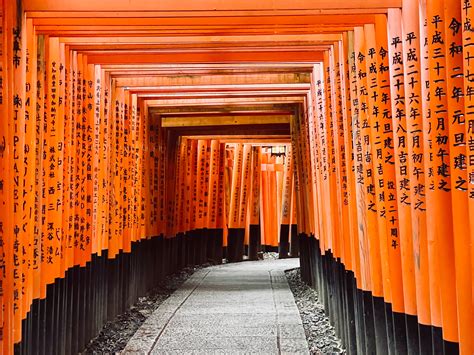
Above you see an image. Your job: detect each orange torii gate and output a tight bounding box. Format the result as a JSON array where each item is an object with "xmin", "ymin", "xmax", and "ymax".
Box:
[{"xmin": 1, "ymin": 0, "xmax": 474, "ymax": 354}]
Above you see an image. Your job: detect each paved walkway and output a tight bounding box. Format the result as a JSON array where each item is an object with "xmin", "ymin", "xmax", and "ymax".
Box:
[{"xmin": 123, "ymin": 258, "xmax": 309, "ymax": 354}]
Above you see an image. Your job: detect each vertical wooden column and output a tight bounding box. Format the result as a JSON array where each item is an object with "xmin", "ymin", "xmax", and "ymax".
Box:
[
  {"xmin": 401, "ymin": 0, "xmax": 429, "ymax": 351},
  {"xmin": 314, "ymin": 64, "xmax": 330, "ymax": 253},
  {"xmin": 248, "ymin": 146, "xmax": 261, "ymax": 260},
  {"xmin": 215, "ymin": 142, "xmax": 226, "ymax": 263},
  {"xmin": 1, "ymin": 1, "xmax": 13, "ymax": 352},
  {"xmin": 387, "ymin": 9, "xmax": 414, "ymax": 354},
  {"xmin": 375, "ymin": 14, "xmax": 405, "ymax": 354},
  {"xmin": 426, "ymin": 1, "xmax": 461, "ymax": 352},
  {"xmin": 227, "ymin": 143, "xmax": 243, "ymax": 262},
  {"xmin": 364, "ymin": 22, "xmax": 391, "ymax": 355},
  {"xmin": 279, "ymin": 146, "xmax": 292, "ymax": 259},
  {"xmin": 417, "ymin": 1, "xmax": 444, "ymax": 349},
  {"xmin": 206, "ymin": 139, "xmax": 219, "ymax": 262},
  {"xmin": 333, "ymin": 41, "xmax": 350, "ymax": 268},
  {"xmin": 346, "ymin": 31, "xmax": 363, "ymax": 297},
  {"xmin": 289, "ymin": 175, "xmax": 299, "ymax": 257},
  {"xmin": 238, "ymin": 144, "xmax": 252, "ymax": 257},
  {"xmin": 460, "ymin": 0, "xmax": 474, "ymax": 353},
  {"xmin": 323, "ymin": 49, "xmax": 339, "ymax": 257}
]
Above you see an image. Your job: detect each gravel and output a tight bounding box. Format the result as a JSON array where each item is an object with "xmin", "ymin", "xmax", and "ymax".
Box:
[
  {"xmin": 81, "ymin": 264, "xmax": 209, "ymax": 354},
  {"xmin": 285, "ymin": 268, "xmax": 345, "ymax": 354},
  {"xmin": 262, "ymin": 251, "xmax": 279, "ymax": 260}
]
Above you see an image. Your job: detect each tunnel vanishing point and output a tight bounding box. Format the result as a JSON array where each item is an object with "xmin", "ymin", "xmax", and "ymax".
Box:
[{"xmin": 0, "ymin": 0, "xmax": 473, "ymax": 354}]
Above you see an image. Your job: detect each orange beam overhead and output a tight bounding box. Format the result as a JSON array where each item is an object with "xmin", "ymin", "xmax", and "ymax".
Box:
[
  {"xmin": 161, "ymin": 114, "xmax": 292, "ymax": 127},
  {"xmin": 35, "ymin": 28, "xmax": 356, "ymax": 37},
  {"xmin": 23, "ymin": 0, "xmax": 401, "ymax": 12},
  {"xmin": 125, "ymin": 84, "xmax": 310, "ymax": 93},
  {"xmin": 57, "ymin": 34, "xmax": 342, "ymax": 44},
  {"xmin": 86, "ymin": 51, "xmax": 325, "ymax": 64},
  {"xmin": 29, "ymin": 15, "xmax": 376, "ymax": 26},
  {"xmin": 146, "ymin": 98, "xmax": 304, "ymax": 108},
  {"xmin": 137, "ymin": 91, "xmax": 308, "ymax": 99},
  {"xmin": 159, "ymin": 110, "xmax": 293, "ymax": 117},
  {"xmin": 100, "ymin": 63, "xmax": 315, "ymax": 71},
  {"xmin": 114, "ymin": 73, "xmax": 311, "ymax": 87}
]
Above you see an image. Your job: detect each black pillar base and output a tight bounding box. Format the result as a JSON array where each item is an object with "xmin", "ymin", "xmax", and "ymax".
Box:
[
  {"xmin": 432, "ymin": 326, "xmax": 444, "ymax": 354},
  {"xmin": 278, "ymin": 224, "xmax": 290, "ymax": 259},
  {"xmin": 297, "ymin": 236, "xmax": 458, "ymax": 355},
  {"xmin": 206, "ymin": 229, "xmax": 216, "ymax": 263},
  {"xmin": 213, "ymin": 229, "xmax": 223, "ymax": 264},
  {"xmin": 14, "ymin": 236, "xmax": 207, "ymax": 355},
  {"xmin": 406, "ymin": 314, "xmax": 420, "ymax": 355},
  {"xmin": 227, "ymin": 228, "xmax": 245, "ymax": 262},
  {"xmin": 418, "ymin": 323, "xmax": 433, "ymax": 354},
  {"xmin": 289, "ymin": 224, "xmax": 299, "ymax": 257},
  {"xmin": 373, "ymin": 296, "xmax": 388, "ymax": 354},
  {"xmin": 248, "ymin": 224, "xmax": 260, "ymax": 261},
  {"xmin": 385, "ymin": 302, "xmax": 396, "ymax": 354}
]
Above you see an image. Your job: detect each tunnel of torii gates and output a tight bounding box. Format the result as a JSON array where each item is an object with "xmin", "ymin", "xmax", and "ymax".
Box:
[{"xmin": 1, "ymin": 0, "xmax": 474, "ymax": 354}]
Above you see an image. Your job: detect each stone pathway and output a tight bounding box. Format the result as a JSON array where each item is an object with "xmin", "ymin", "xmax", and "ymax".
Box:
[{"xmin": 123, "ymin": 259, "xmax": 309, "ymax": 354}]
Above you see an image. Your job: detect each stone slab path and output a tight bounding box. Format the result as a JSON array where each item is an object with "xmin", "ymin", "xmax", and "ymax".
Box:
[{"xmin": 123, "ymin": 258, "xmax": 309, "ymax": 354}]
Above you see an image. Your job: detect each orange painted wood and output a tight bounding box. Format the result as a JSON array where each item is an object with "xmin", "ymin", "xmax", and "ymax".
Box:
[
  {"xmin": 299, "ymin": 99, "xmax": 314, "ymax": 237},
  {"xmin": 216, "ymin": 142, "xmax": 226, "ymax": 230},
  {"xmin": 312, "ymin": 67, "xmax": 326, "ymax": 247},
  {"xmin": 239, "ymin": 145, "xmax": 252, "ymax": 230},
  {"xmin": 462, "ymin": 6, "xmax": 474, "ymax": 346},
  {"xmin": 268, "ymin": 155, "xmax": 279, "ymax": 247},
  {"xmin": 332, "ymin": 41, "xmax": 349, "ymax": 264},
  {"xmin": 280, "ymin": 146, "xmax": 293, "ymax": 226},
  {"xmin": 229, "ymin": 144, "xmax": 243, "ymax": 229},
  {"xmin": 417, "ymin": 0, "xmax": 441, "ymax": 329},
  {"xmin": 364, "ymin": 22, "xmax": 391, "ymax": 302},
  {"xmin": 92, "ymin": 65, "xmax": 103, "ymax": 251},
  {"xmin": 346, "ymin": 32, "xmax": 363, "ymax": 286},
  {"xmin": 304, "ymin": 89, "xmax": 317, "ymax": 239},
  {"xmin": 184, "ymin": 139, "xmax": 193, "ymax": 234},
  {"xmin": 172, "ymin": 137, "xmax": 183, "ymax": 235},
  {"xmin": 249, "ymin": 147, "xmax": 261, "ymax": 226},
  {"xmin": 290, "ymin": 173, "xmax": 297, "ymax": 227},
  {"xmin": 358, "ymin": 24, "xmax": 384, "ymax": 297},
  {"xmin": 1, "ymin": 0, "xmax": 14, "ymax": 350},
  {"xmin": 374, "ymin": 15, "xmax": 404, "ymax": 314},
  {"xmin": 62, "ymin": 45, "xmax": 74, "ymax": 269},
  {"xmin": 22, "ymin": 0, "xmax": 401, "ymax": 12},
  {"xmin": 140, "ymin": 101, "xmax": 147, "ymax": 238},
  {"xmin": 24, "ymin": 17, "xmax": 37, "ymax": 317},
  {"xmin": 324, "ymin": 49, "xmax": 340, "ymax": 256},
  {"xmin": 207, "ymin": 140, "xmax": 220, "ymax": 230},
  {"xmin": 122, "ymin": 87, "xmax": 132, "ymax": 252},
  {"xmin": 340, "ymin": 31, "xmax": 358, "ymax": 275},
  {"xmin": 196, "ymin": 140, "xmax": 207, "ymax": 230},
  {"xmin": 408, "ymin": 0, "xmax": 439, "ymax": 329},
  {"xmin": 426, "ymin": 0, "xmax": 458, "ymax": 337},
  {"xmin": 460, "ymin": 0, "xmax": 474, "ymax": 351},
  {"xmin": 260, "ymin": 150, "xmax": 269, "ymax": 246},
  {"xmin": 223, "ymin": 148, "xmax": 232, "ymax": 246},
  {"xmin": 162, "ymin": 128, "xmax": 175, "ymax": 238},
  {"xmin": 102, "ymin": 70, "xmax": 113, "ymax": 251},
  {"xmin": 43, "ymin": 36, "xmax": 62, "ymax": 281},
  {"xmin": 314, "ymin": 64, "xmax": 331, "ymax": 253},
  {"xmin": 2, "ymin": 0, "xmax": 474, "ymax": 351},
  {"xmin": 10, "ymin": 7, "xmax": 27, "ymax": 341},
  {"xmin": 190, "ymin": 139, "xmax": 199, "ymax": 231},
  {"xmin": 387, "ymin": 8, "xmax": 416, "ymax": 316},
  {"xmin": 352, "ymin": 26, "xmax": 373, "ymax": 293},
  {"xmin": 0, "ymin": 5, "xmax": 5, "ymax": 347}
]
